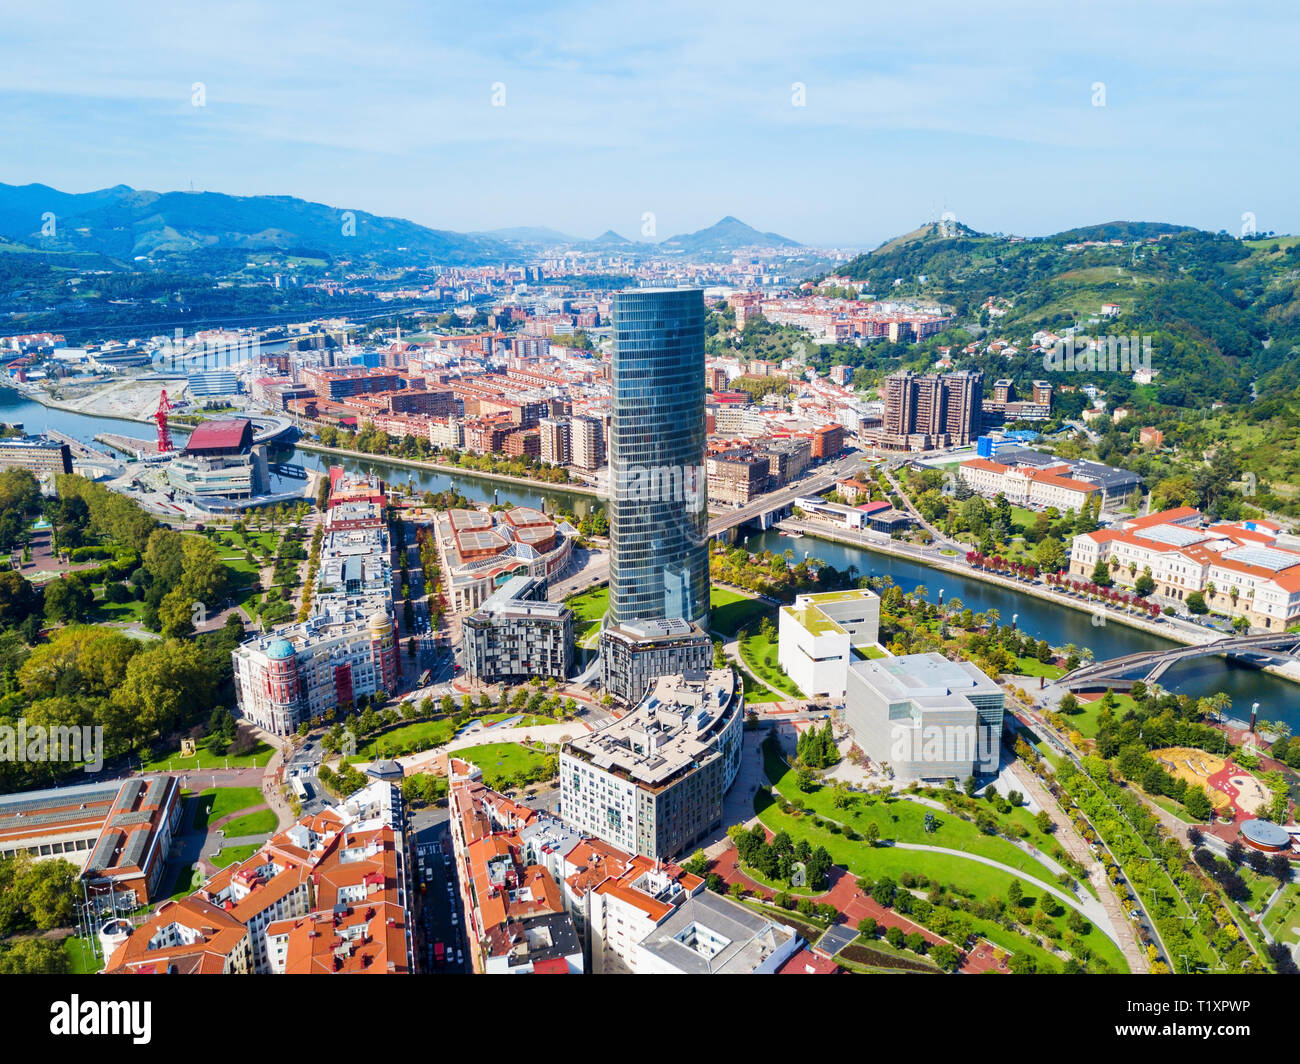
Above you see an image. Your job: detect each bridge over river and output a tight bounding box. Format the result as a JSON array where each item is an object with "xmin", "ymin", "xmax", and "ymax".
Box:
[{"xmin": 1060, "ymin": 631, "xmax": 1300, "ymax": 691}]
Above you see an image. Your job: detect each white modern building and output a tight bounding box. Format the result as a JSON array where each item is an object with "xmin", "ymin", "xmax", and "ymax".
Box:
[
  {"xmin": 844, "ymin": 652, "xmax": 1004, "ymax": 782},
  {"xmin": 777, "ymin": 588, "xmax": 881, "ymax": 699}
]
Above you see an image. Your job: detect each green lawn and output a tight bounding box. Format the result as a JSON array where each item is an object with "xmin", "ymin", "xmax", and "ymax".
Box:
[
  {"xmin": 1060, "ymin": 693, "xmax": 1139, "ymax": 740},
  {"xmin": 64, "ymin": 934, "xmax": 103, "ymax": 974},
  {"xmin": 566, "ymin": 585, "xmax": 609, "ymax": 647},
  {"xmin": 142, "ymin": 741, "xmax": 275, "ymax": 772},
  {"xmin": 565, "ymin": 584, "xmax": 609, "ymax": 624},
  {"xmin": 1263, "ymin": 881, "xmax": 1300, "ymax": 945},
  {"xmin": 455, "ymin": 741, "xmax": 556, "ymax": 790},
  {"xmin": 754, "ymin": 789, "xmax": 1127, "ymax": 973},
  {"xmin": 764, "ymin": 745, "xmax": 1065, "ymax": 894},
  {"xmin": 220, "ymin": 808, "xmax": 279, "ymax": 836},
  {"xmin": 193, "ymin": 787, "xmax": 266, "ymax": 831},
  {"xmin": 211, "ymin": 844, "xmax": 261, "ymax": 868},
  {"xmin": 739, "ymin": 629, "xmax": 804, "ymax": 699},
  {"xmin": 167, "ymin": 861, "xmax": 205, "ymax": 900},
  {"xmin": 357, "ymin": 718, "xmax": 459, "ymax": 758},
  {"xmin": 1010, "ymin": 655, "xmax": 1066, "ymax": 680},
  {"xmin": 709, "ymin": 587, "xmax": 772, "ymax": 638}
]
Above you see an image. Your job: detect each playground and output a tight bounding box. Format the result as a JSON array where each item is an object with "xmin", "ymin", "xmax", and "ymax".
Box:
[{"xmin": 1150, "ymin": 747, "xmax": 1233, "ymax": 814}]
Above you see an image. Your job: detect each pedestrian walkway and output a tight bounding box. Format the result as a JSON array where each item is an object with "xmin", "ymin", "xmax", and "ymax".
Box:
[{"xmin": 1010, "ymin": 760, "xmax": 1149, "ymax": 973}]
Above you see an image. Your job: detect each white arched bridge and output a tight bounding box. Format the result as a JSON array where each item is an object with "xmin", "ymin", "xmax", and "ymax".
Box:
[{"xmin": 1059, "ymin": 631, "xmax": 1300, "ymax": 691}]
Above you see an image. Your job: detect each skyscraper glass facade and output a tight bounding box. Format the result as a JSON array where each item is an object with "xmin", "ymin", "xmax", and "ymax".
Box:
[{"xmin": 608, "ymin": 288, "xmax": 709, "ymax": 627}]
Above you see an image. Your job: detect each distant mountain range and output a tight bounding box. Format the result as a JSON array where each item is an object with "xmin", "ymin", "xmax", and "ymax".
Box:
[{"xmin": 0, "ymin": 182, "xmax": 804, "ymax": 263}]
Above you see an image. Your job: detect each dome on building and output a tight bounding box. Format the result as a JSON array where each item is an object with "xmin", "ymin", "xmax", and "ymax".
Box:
[
  {"xmin": 368, "ymin": 612, "xmax": 392, "ymax": 635},
  {"xmin": 267, "ymin": 638, "xmax": 296, "ymax": 661}
]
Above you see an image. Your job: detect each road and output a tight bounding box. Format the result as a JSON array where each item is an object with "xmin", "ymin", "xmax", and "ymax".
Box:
[{"xmin": 544, "ymin": 453, "xmax": 868, "ymax": 604}]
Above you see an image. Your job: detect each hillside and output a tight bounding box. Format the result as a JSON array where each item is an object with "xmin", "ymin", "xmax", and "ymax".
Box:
[
  {"xmin": 658, "ymin": 216, "xmax": 802, "ymax": 253},
  {"xmin": 0, "ymin": 183, "xmax": 513, "ymax": 265}
]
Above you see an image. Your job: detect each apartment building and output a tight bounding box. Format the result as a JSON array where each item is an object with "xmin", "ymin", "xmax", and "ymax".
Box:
[
  {"xmin": 105, "ymin": 781, "xmax": 413, "ymax": 975},
  {"xmin": 560, "ymin": 669, "xmax": 742, "ymax": 859},
  {"xmin": 868, "ymin": 370, "xmax": 983, "ymax": 450},
  {"xmin": 707, "ymin": 448, "xmax": 770, "ymax": 505},
  {"xmin": 570, "ymin": 414, "xmax": 606, "ymax": 472},
  {"xmin": 461, "ymin": 575, "xmax": 574, "ymax": 684}
]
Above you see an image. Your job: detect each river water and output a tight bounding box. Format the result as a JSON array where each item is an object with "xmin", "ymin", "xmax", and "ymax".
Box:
[
  {"xmin": 740, "ymin": 528, "xmax": 1300, "ymax": 731},
  {"xmin": 0, "ymin": 386, "xmax": 601, "ymax": 517},
  {"xmin": 5, "ymin": 384, "xmax": 1295, "ymax": 727}
]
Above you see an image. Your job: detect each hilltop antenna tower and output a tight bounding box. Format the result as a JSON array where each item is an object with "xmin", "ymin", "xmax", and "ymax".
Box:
[{"xmin": 154, "ymin": 389, "xmax": 175, "ymax": 454}]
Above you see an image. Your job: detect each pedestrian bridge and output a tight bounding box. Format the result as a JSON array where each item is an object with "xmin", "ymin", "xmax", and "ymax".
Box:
[{"xmin": 1059, "ymin": 631, "xmax": 1300, "ymax": 691}]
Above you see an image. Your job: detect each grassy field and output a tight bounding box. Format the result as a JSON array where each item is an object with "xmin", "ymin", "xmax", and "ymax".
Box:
[
  {"xmin": 1010, "ymin": 655, "xmax": 1067, "ymax": 680},
  {"xmin": 565, "ymin": 585, "xmax": 609, "ymax": 647},
  {"xmin": 739, "ymin": 628, "xmax": 804, "ymax": 699},
  {"xmin": 357, "ymin": 718, "xmax": 459, "ymax": 758},
  {"xmin": 709, "ymin": 586, "xmax": 772, "ymax": 638},
  {"xmin": 142, "ymin": 741, "xmax": 275, "ymax": 772},
  {"xmin": 455, "ymin": 741, "xmax": 555, "ymax": 790},
  {"xmin": 211, "ymin": 844, "xmax": 261, "ymax": 868},
  {"xmin": 1263, "ymin": 881, "xmax": 1300, "ymax": 945},
  {"xmin": 220, "ymin": 808, "xmax": 279, "ymax": 836},
  {"xmin": 64, "ymin": 934, "xmax": 103, "ymax": 974},
  {"xmin": 753, "ymin": 788, "xmax": 1127, "ymax": 972},
  {"xmin": 193, "ymin": 787, "xmax": 266, "ymax": 831},
  {"xmin": 1061, "ymin": 692, "xmax": 1140, "ymax": 740},
  {"xmin": 765, "ymin": 744, "xmax": 1065, "ymax": 893}
]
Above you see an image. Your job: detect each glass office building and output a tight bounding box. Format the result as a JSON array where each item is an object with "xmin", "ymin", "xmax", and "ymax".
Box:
[{"xmin": 607, "ymin": 287, "xmax": 709, "ymax": 627}]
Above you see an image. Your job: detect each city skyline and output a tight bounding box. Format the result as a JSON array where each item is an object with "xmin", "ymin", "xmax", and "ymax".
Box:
[{"xmin": 3, "ymin": 1, "xmax": 1298, "ymax": 247}]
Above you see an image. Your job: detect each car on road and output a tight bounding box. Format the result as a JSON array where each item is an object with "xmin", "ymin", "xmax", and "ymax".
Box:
[{"xmin": 456, "ymin": 948, "xmax": 463, "ymax": 967}]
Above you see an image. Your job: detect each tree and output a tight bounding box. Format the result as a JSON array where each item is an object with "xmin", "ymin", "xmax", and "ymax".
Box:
[
  {"xmin": 1183, "ymin": 785, "xmax": 1213, "ymax": 821},
  {"xmin": 865, "ymin": 820, "xmax": 881, "ymax": 847},
  {"xmin": 43, "ymin": 575, "xmax": 93, "ymax": 625},
  {"xmin": 885, "ymin": 925, "xmax": 905, "ymax": 949},
  {"xmin": 931, "ymin": 943, "xmax": 960, "ymax": 972},
  {"xmin": 857, "ymin": 917, "xmax": 878, "ymax": 939},
  {"xmin": 1007, "ymin": 879, "xmax": 1023, "ymax": 907},
  {"xmin": 1186, "ymin": 591, "xmax": 1208, "ymax": 614},
  {"xmin": 1035, "ymin": 809, "xmax": 1054, "ymax": 834},
  {"xmin": 1090, "ymin": 559, "xmax": 1112, "ymax": 587}
]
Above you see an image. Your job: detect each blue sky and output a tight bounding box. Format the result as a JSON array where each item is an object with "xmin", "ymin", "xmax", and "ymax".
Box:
[{"xmin": 2, "ymin": 0, "xmax": 1297, "ymax": 247}]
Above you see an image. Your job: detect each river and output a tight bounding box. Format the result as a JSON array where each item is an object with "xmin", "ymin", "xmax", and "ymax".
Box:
[
  {"xmin": 740, "ymin": 528, "xmax": 1300, "ymax": 731},
  {"xmin": 6, "ymin": 383, "xmax": 1296, "ymax": 725},
  {"xmin": 0, "ymin": 385, "xmax": 601, "ymax": 517}
]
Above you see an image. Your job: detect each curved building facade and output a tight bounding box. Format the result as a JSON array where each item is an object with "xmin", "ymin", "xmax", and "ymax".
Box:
[{"xmin": 608, "ymin": 288, "xmax": 709, "ymax": 627}]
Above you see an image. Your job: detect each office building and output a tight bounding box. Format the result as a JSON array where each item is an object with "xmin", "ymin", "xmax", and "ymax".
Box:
[
  {"xmin": 0, "ymin": 435, "xmax": 72, "ymax": 481},
  {"xmin": 778, "ymin": 589, "xmax": 881, "ymax": 699},
  {"xmin": 560, "ymin": 669, "xmax": 742, "ymax": 859},
  {"xmin": 844, "ymin": 653, "xmax": 1004, "ymax": 782},
  {"xmin": 606, "ymin": 288, "xmax": 709, "ymax": 628},
  {"xmin": 462, "ymin": 575, "xmax": 574, "ymax": 684},
  {"xmin": 187, "ymin": 369, "xmax": 240, "ymax": 398}
]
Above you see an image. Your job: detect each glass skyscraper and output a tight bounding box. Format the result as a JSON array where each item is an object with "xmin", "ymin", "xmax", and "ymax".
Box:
[{"xmin": 607, "ymin": 287, "xmax": 709, "ymax": 627}]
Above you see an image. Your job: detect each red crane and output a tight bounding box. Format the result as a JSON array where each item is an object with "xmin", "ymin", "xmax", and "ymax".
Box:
[{"xmin": 154, "ymin": 389, "xmax": 175, "ymax": 454}]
